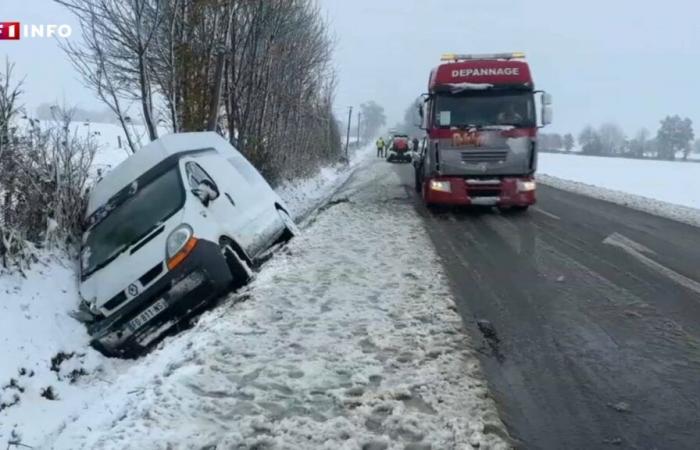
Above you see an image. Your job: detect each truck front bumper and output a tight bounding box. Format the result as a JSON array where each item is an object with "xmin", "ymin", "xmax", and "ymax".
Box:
[
  {"xmin": 88, "ymin": 239, "xmax": 233, "ymax": 358},
  {"xmin": 422, "ymin": 176, "xmax": 536, "ymax": 207}
]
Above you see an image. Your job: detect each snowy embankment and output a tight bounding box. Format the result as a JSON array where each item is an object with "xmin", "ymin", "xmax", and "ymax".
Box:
[
  {"xmin": 0, "ymin": 124, "xmax": 370, "ymax": 448},
  {"xmin": 46, "ymin": 154, "xmax": 508, "ymax": 450},
  {"xmin": 538, "ymin": 152, "xmax": 700, "ymax": 227}
]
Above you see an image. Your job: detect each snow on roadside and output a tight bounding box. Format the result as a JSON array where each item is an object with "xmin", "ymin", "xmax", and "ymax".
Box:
[
  {"xmin": 0, "ymin": 254, "xmax": 125, "ymax": 447},
  {"xmin": 47, "ymin": 154, "xmax": 510, "ymax": 449},
  {"xmin": 538, "ymin": 153, "xmax": 700, "ymax": 227},
  {"xmin": 0, "ymin": 135, "xmax": 398, "ymax": 449},
  {"xmin": 263, "ymin": 145, "xmax": 374, "ymax": 222}
]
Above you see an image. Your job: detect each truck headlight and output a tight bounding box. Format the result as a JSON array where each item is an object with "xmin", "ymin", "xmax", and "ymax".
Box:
[
  {"xmin": 166, "ymin": 224, "xmax": 198, "ymax": 270},
  {"xmin": 429, "ymin": 180, "xmax": 452, "ymax": 193},
  {"xmin": 517, "ymin": 180, "xmax": 536, "ymax": 192}
]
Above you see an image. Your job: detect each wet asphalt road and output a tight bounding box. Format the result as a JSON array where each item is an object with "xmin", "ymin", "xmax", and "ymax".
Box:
[{"xmin": 392, "ymin": 163, "xmax": 700, "ymax": 450}]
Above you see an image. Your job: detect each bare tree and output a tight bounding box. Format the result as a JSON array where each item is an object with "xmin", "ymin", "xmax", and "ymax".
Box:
[
  {"xmin": 1, "ymin": 61, "xmax": 97, "ymax": 267},
  {"xmin": 57, "ymin": 0, "xmax": 164, "ymax": 149},
  {"xmin": 56, "ymin": 0, "xmax": 341, "ymax": 181}
]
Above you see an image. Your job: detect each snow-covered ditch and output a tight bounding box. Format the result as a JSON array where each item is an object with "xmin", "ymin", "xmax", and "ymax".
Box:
[
  {"xmin": 3, "ymin": 135, "xmax": 508, "ymax": 448},
  {"xmin": 538, "ymin": 152, "xmax": 700, "ymax": 227}
]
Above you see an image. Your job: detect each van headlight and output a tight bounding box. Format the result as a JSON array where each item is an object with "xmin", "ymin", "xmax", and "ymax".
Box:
[
  {"xmin": 429, "ymin": 180, "xmax": 452, "ymax": 193},
  {"xmin": 517, "ymin": 180, "xmax": 536, "ymax": 192},
  {"xmin": 166, "ymin": 224, "xmax": 198, "ymax": 270}
]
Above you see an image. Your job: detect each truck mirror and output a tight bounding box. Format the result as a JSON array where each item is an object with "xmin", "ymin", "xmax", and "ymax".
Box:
[
  {"xmin": 542, "ymin": 105, "xmax": 553, "ymax": 126},
  {"xmin": 418, "ymin": 104, "xmax": 424, "ymax": 119},
  {"xmin": 542, "ymin": 92, "xmax": 553, "ymax": 106}
]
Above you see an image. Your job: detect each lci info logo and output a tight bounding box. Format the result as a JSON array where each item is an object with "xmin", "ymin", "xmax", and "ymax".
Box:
[{"xmin": 0, "ymin": 22, "xmax": 73, "ymax": 40}]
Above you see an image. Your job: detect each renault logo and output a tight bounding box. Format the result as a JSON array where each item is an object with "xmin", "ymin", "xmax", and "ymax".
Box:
[{"xmin": 127, "ymin": 284, "xmax": 139, "ymax": 297}]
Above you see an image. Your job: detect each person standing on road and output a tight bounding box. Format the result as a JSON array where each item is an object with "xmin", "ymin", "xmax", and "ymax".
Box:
[{"xmin": 376, "ymin": 137, "xmax": 386, "ymax": 158}]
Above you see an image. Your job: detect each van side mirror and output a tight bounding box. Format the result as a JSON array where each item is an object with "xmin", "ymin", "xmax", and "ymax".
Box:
[{"xmin": 192, "ymin": 179, "xmax": 219, "ymax": 207}]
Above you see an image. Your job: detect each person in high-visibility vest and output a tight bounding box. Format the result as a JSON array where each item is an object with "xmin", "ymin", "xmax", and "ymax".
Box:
[{"xmin": 376, "ymin": 137, "xmax": 386, "ymax": 158}]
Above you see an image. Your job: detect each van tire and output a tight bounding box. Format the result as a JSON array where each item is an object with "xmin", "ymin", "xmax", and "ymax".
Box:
[
  {"xmin": 220, "ymin": 241, "xmax": 252, "ymax": 290},
  {"xmin": 276, "ymin": 207, "xmax": 298, "ymax": 243}
]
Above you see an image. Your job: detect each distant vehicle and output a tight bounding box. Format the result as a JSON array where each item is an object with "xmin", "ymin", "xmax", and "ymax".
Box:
[
  {"xmin": 78, "ymin": 132, "xmax": 297, "ymax": 357},
  {"xmin": 414, "ymin": 52, "xmax": 552, "ymax": 211},
  {"xmin": 387, "ymin": 134, "xmax": 412, "ymax": 163}
]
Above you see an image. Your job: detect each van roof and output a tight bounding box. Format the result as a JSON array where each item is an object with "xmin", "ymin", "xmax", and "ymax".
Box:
[{"xmin": 87, "ymin": 132, "xmax": 230, "ymax": 215}]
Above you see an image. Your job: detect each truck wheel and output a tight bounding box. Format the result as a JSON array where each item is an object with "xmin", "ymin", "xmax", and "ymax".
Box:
[{"xmin": 220, "ymin": 241, "xmax": 252, "ymax": 289}]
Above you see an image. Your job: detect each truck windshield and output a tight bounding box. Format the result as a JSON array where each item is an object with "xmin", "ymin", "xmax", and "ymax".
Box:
[
  {"xmin": 434, "ymin": 91, "xmax": 535, "ymax": 128},
  {"xmin": 81, "ymin": 167, "xmax": 185, "ymax": 279}
]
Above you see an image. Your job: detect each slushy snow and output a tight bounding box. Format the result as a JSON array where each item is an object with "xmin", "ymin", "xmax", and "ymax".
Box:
[{"xmin": 46, "ymin": 152, "xmax": 509, "ymax": 450}]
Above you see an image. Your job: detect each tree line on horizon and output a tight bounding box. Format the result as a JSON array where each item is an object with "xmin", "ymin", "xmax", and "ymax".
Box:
[{"xmin": 540, "ymin": 115, "xmax": 698, "ymax": 161}]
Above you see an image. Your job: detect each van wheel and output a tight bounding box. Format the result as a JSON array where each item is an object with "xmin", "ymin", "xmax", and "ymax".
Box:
[
  {"xmin": 220, "ymin": 242, "xmax": 252, "ymax": 289},
  {"xmin": 277, "ymin": 208, "xmax": 299, "ymax": 243}
]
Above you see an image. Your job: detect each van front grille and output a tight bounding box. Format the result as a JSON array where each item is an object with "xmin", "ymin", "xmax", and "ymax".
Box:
[
  {"xmin": 139, "ymin": 263, "xmax": 164, "ymax": 286},
  {"xmin": 104, "ymin": 291, "xmax": 127, "ymax": 311}
]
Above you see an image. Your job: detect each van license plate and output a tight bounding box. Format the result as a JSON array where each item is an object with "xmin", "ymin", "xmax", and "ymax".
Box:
[{"xmin": 127, "ymin": 299, "xmax": 168, "ymax": 332}]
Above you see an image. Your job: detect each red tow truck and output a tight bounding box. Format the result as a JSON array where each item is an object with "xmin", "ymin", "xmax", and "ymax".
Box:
[{"xmin": 414, "ymin": 52, "xmax": 552, "ymax": 211}]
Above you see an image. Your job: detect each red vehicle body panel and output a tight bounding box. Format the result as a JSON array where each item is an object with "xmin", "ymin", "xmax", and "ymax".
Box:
[
  {"xmin": 393, "ymin": 138, "xmax": 408, "ymax": 151},
  {"xmin": 429, "ymin": 59, "xmax": 533, "ymax": 91}
]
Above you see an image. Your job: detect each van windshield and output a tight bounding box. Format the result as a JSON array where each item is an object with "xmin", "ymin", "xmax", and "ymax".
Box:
[{"xmin": 81, "ymin": 167, "xmax": 185, "ymax": 279}]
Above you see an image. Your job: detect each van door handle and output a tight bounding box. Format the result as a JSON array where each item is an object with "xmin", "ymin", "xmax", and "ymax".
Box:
[{"xmin": 225, "ymin": 193, "xmax": 236, "ymax": 206}]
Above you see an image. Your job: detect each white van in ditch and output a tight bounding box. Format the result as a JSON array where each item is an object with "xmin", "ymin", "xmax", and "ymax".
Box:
[{"xmin": 79, "ymin": 132, "xmax": 297, "ymax": 357}]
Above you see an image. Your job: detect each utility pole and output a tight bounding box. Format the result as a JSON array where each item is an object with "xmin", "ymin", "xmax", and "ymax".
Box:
[
  {"xmin": 345, "ymin": 106, "xmax": 353, "ymax": 162},
  {"xmin": 357, "ymin": 111, "xmax": 362, "ymax": 147}
]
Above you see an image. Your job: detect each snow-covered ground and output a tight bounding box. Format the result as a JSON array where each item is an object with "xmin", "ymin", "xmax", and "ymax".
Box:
[
  {"xmin": 2, "ymin": 129, "xmax": 507, "ymax": 448},
  {"xmin": 538, "ymin": 152, "xmax": 700, "ymax": 226},
  {"xmin": 42, "ymin": 155, "xmax": 508, "ymax": 450}
]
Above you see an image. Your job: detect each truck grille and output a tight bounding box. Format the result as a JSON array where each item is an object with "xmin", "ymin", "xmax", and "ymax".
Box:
[{"xmin": 461, "ymin": 150, "xmax": 508, "ymax": 163}]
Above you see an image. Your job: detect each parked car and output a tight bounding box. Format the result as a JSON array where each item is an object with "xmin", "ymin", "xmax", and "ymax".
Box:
[
  {"xmin": 78, "ymin": 132, "xmax": 297, "ymax": 357},
  {"xmin": 387, "ymin": 134, "xmax": 412, "ymax": 163}
]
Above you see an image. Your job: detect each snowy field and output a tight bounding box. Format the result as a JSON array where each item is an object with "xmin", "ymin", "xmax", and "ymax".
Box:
[
  {"xmin": 1, "ymin": 128, "xmax": 507, "ymax": 449},
  {"xmin": 538, "ymin": 152, "xmax": 700, "ymax": 226}
]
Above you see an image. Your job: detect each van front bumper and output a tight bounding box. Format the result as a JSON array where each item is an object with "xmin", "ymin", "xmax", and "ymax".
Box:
[{"xmin": 88, "ymin": 239, "xmax": 233, "ymax": 358}]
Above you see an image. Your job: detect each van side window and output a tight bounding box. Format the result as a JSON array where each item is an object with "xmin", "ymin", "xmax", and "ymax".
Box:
[{"xmin": 185, "ymin": 162, "xmax": 216, "ymax": 189}]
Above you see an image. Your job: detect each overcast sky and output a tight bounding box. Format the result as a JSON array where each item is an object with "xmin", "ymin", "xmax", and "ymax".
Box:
[{"xmin": 2, "ymin": 0, "xmax": 698, "ymax": 135}]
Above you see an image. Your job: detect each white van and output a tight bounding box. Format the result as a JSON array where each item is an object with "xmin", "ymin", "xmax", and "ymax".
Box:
[{"xmin": 79, "ymin": 132, "xmax": 297, "ymax": 357}]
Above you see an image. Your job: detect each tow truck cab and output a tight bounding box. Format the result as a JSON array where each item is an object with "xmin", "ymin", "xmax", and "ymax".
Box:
[{"xmin": 415, "ymin": 52, "xmax": 552, "ymax": 210}]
